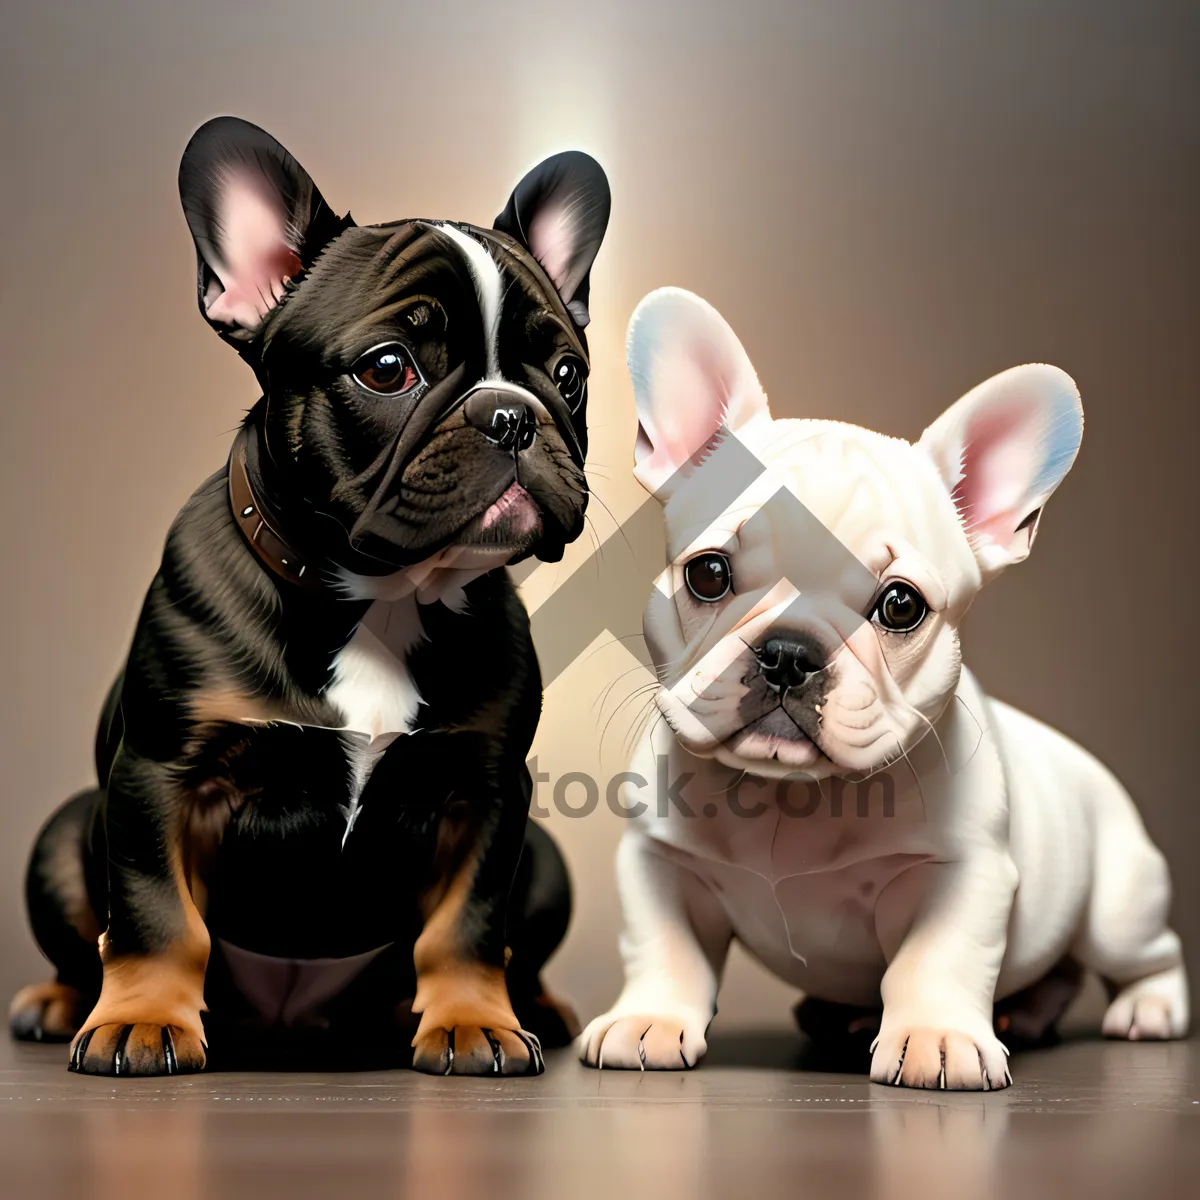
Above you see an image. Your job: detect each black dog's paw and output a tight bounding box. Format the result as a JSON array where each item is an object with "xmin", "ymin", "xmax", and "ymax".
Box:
[
  {"xmin": 69, "ymin": 1023, "xmax": 206, "ymax": 1076},
  {"xmin": 10, "ymin": 982, "xmax": 84, "ymax": 1044},
  {"xmin": 412, "ymin": 1025, "xmax": 544, "ymax": 1076}
]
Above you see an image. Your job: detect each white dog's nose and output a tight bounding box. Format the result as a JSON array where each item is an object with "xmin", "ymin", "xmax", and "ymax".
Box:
[{"xmin": 756, "ymin": 636, "xmax": 824, "ymax": 694}]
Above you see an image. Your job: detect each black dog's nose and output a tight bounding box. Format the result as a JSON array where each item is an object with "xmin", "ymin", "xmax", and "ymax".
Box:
[
  {"xmin": 756, "ymin": 636, "xmax": 824, "ymax": 693},
  {"xmin": 464, "ymin": 390, "xmax": 537, "ymax": 451}
]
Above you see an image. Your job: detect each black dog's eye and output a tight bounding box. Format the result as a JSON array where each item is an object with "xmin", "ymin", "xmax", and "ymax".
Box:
[
  {"xmin": 871, "ymin": 582, "xmax": 929, "ymax": 633},
  {"xmin": 550, "ymin": 353, "xmax": 587, "ymax": 412},
  {"xmin": 684, "ymin": 552, "xmax": 733, "ymax": 602},
  {"xmin": 351, "ymin": 343, "xmax": 422, "ymax": 396}
]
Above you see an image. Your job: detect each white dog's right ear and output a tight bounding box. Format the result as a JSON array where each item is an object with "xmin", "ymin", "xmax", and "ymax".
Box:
[
  {"xmin": 918, "ymin": 363, "xmax": 1084, "ymax": 578},
  {"xmin": 627, "ymin": 288, "xmax": 770, "ymax": 500}
]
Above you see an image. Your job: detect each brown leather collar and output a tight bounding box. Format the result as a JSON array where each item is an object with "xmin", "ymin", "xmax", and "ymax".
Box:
[{"xmin": 228, "ymin": 429, "xmax": 324, "ymax": 593}]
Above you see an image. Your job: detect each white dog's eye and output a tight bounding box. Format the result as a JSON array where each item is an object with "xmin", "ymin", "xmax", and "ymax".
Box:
[
  {"xmin": 871, "ymin": 582, "xmax": 928, "ymax": 633},
  {"xmin": 684, "ymin": 552, "xmax": 733, "ymax": 602}
]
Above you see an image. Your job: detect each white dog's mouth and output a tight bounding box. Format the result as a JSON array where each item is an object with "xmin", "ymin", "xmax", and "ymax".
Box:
[
  {"xmin": 656, "ymin": 639, "xmax": 833, "ymax": 772},
  {"xmin": 727, "ymin": 706, "xmax": 823, "ymax": 767}
]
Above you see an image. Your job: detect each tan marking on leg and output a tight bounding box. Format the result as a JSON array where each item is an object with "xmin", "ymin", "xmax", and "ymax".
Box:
[
  {"xmin": 74, "ymin": 841, "xmax": 210, "ymax": 1049},
  {"xmin": 411, "ymin": 841, "xmax": 518, "ymax": 1040}
]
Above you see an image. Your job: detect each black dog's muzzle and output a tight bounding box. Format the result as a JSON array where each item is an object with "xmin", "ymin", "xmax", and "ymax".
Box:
[{"xmin": 298, "ymin": 365, "xmax": 582, "ymax": 573}]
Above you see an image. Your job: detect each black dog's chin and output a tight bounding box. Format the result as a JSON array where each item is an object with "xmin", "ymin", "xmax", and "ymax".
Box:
[{"xmin": 454, "ymin": 487, "xmax": 544, "ymax": 558}]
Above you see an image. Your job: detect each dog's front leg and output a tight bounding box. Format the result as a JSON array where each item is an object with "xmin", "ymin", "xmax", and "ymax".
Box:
[
  {"xmin": 70, "ymin": 751, "xmax": 210, "ymax": 1076},
  {"xmin": 410, "ymin": 771, "xmax": 546, "ymax": 1076},
  {"xmin": 578, "ymin": 832, "xmax": 731, "ymax": 1070},
  {"xmin": 871, "ymin": 852, "xmax": 1017, "ymax": 1090}
]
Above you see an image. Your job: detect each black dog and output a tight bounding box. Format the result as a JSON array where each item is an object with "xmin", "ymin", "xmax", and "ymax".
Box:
[{"xmin": 10, "ymin": 118, "xmax": 609, "ymax": 1077}]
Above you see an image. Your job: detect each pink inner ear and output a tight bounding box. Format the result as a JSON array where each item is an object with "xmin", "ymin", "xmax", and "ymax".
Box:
[
  {"xmin": 638, "ymin": 338, "xmax": 737, "ymax": 485},
  {"xmin": 958, "ymin": 399, "xmax": 1040, "ymax": 546},
  {"xmin": 527, "ymin": 202, "xmax": 576, "ymax": 297},
  {"xmin": 205, "ymin": 170, "xmax": 302, "ymax": 329}
]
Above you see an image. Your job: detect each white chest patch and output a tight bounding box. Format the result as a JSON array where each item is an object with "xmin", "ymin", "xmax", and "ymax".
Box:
[
  {"xmin": 327, "ymin": 597, "xmax": 424, "ymax": 740},
  {"xmin": 325, "ymin": 596, "xmax": 425, "ymax": 845}
]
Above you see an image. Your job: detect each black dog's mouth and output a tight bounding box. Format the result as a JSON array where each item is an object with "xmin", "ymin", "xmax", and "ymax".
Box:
[
  {"xmin": 325, "ymin": 409, "xmax": 587, "ymax": 573},
  {"xmin": 452, "ymin": 482, "xmax": 544, "ymax": 555}
]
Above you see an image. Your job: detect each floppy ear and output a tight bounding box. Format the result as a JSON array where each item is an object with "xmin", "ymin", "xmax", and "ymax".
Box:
[
  {"xmin": 627, "ymin": 288, "xmax": 770, "ymax": 501},
  {"xmin": 178, "ymin": 116, "xmax": 350, "ymax": 347},
  {"xmin": 493, "ymin": 151, "xmax": 610, "ymax": 328},
  {"xmin": 918, "ymin": 363, "xmax": 1083, "ymax": 578}
]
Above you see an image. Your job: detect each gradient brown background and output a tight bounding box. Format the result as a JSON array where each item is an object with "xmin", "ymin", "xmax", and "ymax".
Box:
[{"xmin": 1, "ymin": 0, "xmax": 1196, "ymax": 1034}]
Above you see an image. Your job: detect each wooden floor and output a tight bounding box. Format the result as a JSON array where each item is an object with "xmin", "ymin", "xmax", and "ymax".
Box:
[{"xmin": 0, "ymin": 1032, "xmax": 1196, "ymax": 1199}]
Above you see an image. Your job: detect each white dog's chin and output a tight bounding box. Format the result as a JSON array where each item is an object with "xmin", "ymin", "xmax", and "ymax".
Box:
[
  {"xmin": 665, "ymin": 689, "xmax": 932, "ymax": 784},
  {"xmin": 662, "ymin": 700, "xmax": 834, "ymax": 780},
  {"xmin": 727, "ymin": 710, "xmax": 820, "ymax": 769}
]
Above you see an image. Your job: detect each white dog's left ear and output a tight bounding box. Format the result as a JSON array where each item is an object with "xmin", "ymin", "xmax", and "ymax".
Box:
[
  {"xmin": 918, "ymin": 364, "xmax": 1083, "ymax": 577},
  {"xmin": 627, "ymin": 288, "xmax": 771, "ymax": 501}
]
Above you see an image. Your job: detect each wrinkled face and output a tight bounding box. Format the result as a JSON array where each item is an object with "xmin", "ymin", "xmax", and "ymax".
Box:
[
  {"xmin": 628, "ymin": 288, "xmax": 1083, "ymax": 782},
  {"xmin": 178, "ymin": 117, "xmax": 610, "ymax": 574},
  {"xmin": 259, "ymin": 221, "xmax": 591, "ymax": 568},
  {"xmin": 647, "ymin": 424, "xmax": 978, "ymax": 780}
]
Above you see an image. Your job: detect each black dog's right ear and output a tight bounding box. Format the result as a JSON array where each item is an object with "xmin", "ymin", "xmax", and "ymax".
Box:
[
  {"xmin": 494, "ymin": 151, "xmax": 610, "ymax": 328},
  {"xmin": 178, "ymin": 116, "xmax": 350, "ymax": 348}
]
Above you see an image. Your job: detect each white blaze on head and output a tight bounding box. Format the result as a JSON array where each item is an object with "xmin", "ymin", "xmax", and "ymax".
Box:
[{"xmin": 438, "ymin": 223, "xmax": 504, "ymax": 379}]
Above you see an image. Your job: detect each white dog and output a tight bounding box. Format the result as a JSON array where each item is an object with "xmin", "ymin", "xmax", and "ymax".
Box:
[{"xmin": 579, "ymin": 288, "xmax": 1188, "ymax": 1089}]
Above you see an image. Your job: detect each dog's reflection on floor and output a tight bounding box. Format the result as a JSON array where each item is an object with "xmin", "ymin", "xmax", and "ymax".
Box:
[
  {"xmin": 869, "ymin": 1102, "xmax": 1008, "ymax": 1200},
  {"xmin": 40, "ymin": 1037, "xmax": 1193, "ymax": 1200}
]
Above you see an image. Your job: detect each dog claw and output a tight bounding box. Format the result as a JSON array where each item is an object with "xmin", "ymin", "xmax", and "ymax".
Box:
[
  {"xmin": 891, "ymin": 1036, "xmax": 910, "ymax": 1086},
  {"xmin": 415, "ymin": 1024, "xmax": 542, "ymax": 1077},
  {"xmin": 161, "ymin": 1026, "xmax": 178, "ymax": 1075},
  {"xmin": 516, "ymin": 1030, "xmax": 544, "ymax": 1075},
  {"xmin": 68, "ymin": 1028, "xmax": 94, "ymax": 1072},
  {"xmin": 68, "ymin": 1022, "xmax": 205, "ymax": 1076},
  {"xmin": 977, "ymin": 1047, "xmax": 991, "ymax": 1090},
  {"xmin": 637, "ymin": 1024, "xmax": 652, "ymax": 1071},
  {"xmin": 482, "ymin": 1028, "xmax": 504, "ymax": 1075},
  {"xmin": 112, "ymin": 1025, "xmax": 134, "ymax": 1076}
]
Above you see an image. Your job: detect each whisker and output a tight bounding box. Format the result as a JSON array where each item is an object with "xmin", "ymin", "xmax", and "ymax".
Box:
[
  {"xmin": 586, "ymin": 488, "xmax": 638, "ymax": 559},
  {"xmin": 625, "ymin": 705, "xmax": 665, "ymax": 759},
  {"xmin": 953, "ymin": 693, "xmax": 986, "ymax": 770},
  {"xmin": 600, "ymin": 684, "xmax": 660, "ymax": 758},
  {"xmin": 594, "ymin": 663, "xmax": 657, "ymax": 715},
  {"xmin": 578, "ymin": 631, "xmax": 651, "ymax": 669},
  {"xmin": 907, "ymin": 704, "xmax": 952, "ymax": 775}
]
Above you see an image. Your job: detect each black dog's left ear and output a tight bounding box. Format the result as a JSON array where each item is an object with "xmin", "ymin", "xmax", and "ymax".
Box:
[
  {"xmin": 178, "ymin": 116, "xmax": 351, "ymax": 347},
  {"xmin": 494, "ymin": 151, "xmax": 611, "ymax": 328}
]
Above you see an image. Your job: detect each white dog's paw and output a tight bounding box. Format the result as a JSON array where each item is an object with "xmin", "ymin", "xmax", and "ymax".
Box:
[
  {"xmin": 870, "ymin": 1026, "xmax": 1011, "ymax": 1091},
  {"xmin": 578, "ymin": 1012, "xmax": 708, "ymax": 1070},
  {"xmin": 1101, "ymin": 966, "xmax": 1189, "ymax": 1041},
  {"xmin": 1102, "ymin": 992, "xmax": 1176, "ymax": 1041}
]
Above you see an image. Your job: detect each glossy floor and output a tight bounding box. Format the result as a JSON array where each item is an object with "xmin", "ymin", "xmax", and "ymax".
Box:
[{"xmin": 1, "ymin": 1033, "xmax": 1196, "ymax": 1199}]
